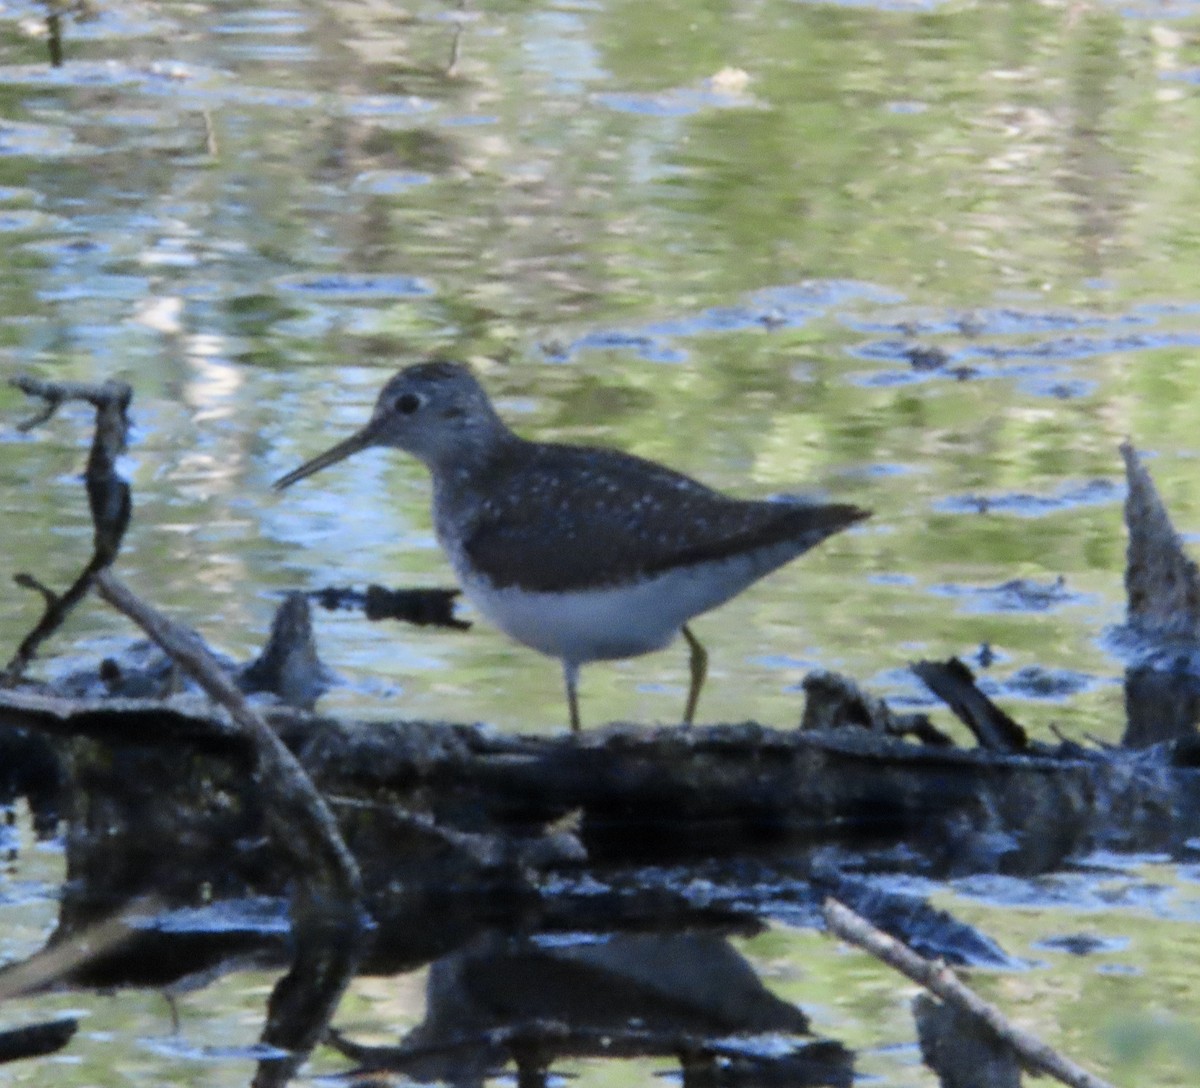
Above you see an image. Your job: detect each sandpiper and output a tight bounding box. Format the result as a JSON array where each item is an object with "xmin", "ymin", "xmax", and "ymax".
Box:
[{"xmin": 274, "ymin": 361, "xmax": 869, "ymax": 731}]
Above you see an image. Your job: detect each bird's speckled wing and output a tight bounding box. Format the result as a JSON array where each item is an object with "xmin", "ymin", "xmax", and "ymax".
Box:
[{"xmin": 458, "ymin": 441, "xmax": 868, "ymax": 592}]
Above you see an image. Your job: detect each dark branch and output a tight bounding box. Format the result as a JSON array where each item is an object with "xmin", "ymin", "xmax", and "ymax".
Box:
[
  {"xmin": 4, "ymin": 377, "xmax": 132, "ymax": 683},
  {"xmin": 0, "ymin": 1019, "xmax": 77, "ymax": 1065},
  {"xmin": 911, "ymin": 658, "xmax": 1027, "ymax": 752}
]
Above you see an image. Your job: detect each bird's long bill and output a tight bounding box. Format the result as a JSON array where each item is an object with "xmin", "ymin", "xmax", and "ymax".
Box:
[{"xmin": 273, "ymin": 426, "xmax": 376, "ymax": 491}]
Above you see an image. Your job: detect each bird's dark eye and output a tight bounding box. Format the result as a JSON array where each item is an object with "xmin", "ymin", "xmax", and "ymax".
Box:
[{"xmin": 394, "ymin": 392, "xmax": 422, "ymax": 415}]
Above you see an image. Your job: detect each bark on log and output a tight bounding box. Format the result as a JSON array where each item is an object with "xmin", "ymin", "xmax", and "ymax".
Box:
[{"xmin": 4, "ymin": 684, "xmax": 1198, "ymax": 872}]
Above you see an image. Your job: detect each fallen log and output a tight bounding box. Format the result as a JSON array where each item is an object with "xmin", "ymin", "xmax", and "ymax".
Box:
[{"xmin": 4, "ymin": 683, "xmax": 1197, "ymax": 870}]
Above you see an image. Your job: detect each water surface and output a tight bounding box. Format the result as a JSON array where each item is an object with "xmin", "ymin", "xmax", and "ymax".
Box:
[{"xmin": 4, "ymin": 0, "xmax": 1200, "ymax": 1082}]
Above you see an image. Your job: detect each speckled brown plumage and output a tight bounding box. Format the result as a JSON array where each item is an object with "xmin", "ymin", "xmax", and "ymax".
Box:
[{"xmin": 447, "ymin": 437, "xmax": 868, "ymax": 592}]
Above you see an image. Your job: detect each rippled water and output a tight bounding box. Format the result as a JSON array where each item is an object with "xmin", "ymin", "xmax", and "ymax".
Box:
[{"xmin": 5, "ymin": 0, "xmax": 1200, "ymax": 1082}]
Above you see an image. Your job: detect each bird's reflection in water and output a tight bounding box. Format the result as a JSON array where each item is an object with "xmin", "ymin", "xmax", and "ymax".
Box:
[{"xmin": 332, "ymin": 929, "xmax": 852, "ymax": 1087}]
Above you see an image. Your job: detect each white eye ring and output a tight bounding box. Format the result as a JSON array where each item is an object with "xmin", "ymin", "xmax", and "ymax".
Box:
[{"xmin": 394, "ymin": 392, "xmax": 422, "ymax": 414}]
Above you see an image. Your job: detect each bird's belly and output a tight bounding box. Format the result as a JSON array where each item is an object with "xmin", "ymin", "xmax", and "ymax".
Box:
[
  {"xmin": 460, "ymin": 577, "xmax": 678, "ymax": 662},
  {"xmin": 458, "ymin": 556, "xmax": 778, "ymax": 665}
]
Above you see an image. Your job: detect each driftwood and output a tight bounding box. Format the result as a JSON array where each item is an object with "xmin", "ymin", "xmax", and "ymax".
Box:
[
  {"xmin": 315, "ymin": 583, "xmax": 468, "ymax": 630},
  {"xmin": 5, "ymin": 683, "xmax": 1198, "ymax": 869},
  {"xmin": 239, "ymin": 592, "xmax": 331, "ymax": 709},
  {"xmin": 911, "ymin": 658, "xmax": 1028, "ymax": 751},
  {"xmin": 800, "ymin": 669, "xmax": 952, "ymax": 745},
  {"xmin": 1112, "ymin": 442, "xmax": 1200, "ymax": 750},
  {"xmin": 824, "ymin": 899, "xmax": 1115, "ymax": 1088}
]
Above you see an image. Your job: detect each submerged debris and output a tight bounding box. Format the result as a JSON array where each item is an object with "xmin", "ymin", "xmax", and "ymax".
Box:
[
  {"xmin": 801, "ymin": 670, "xmax": 951, "ymax": 745},
  {"xmin": 238, "ymin": 592, "xmax": 331, "ymax": 709},
  {"xmin": 0, "ymin": 1019, "xmax": 77, "ymax": 1066},
  {"xmin": 314, "ymin": 583, "xmax": 469, "ymax": 630}
]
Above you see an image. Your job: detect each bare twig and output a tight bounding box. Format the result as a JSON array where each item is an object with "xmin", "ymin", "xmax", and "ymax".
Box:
[
  {"xmin": 92, "ymin": 571, "xmax": 362, "ymax": 905},
  {"xmin": 5, "ymin": 554, "xmax": 114, "ymax": 684},
  {"xmin": 822, "ymin": 898, "xmax": 1117, "ymax": 1088},
  {"xmin": 12, "ymin": 574, "xmax": 56, "ymax": 610},
  {"xmin": 4, "ymin": 377, "xmax": 132, "ymax": 682}
]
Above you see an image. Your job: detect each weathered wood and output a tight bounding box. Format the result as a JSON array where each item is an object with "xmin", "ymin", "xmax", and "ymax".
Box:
[
  {"xmin": 239, "ymin": 592, "xmax": 331, "ymax": 710},
  {"xmin": 314, "ymin": 583, "xmax": 468, "ymax": 630},
  {"xmin": 800, "ymin": 670, "xmax": 952, "ymax": 745},
  {"xmin": 4, "ymin": 683, "xmax": 1198, "ymax": 871},
  {"xmin": 1121, "ymin": 441, "xmax": 1200, "ymax": 640},
  {"xmin": 824, "ymin": 898, "xmax": 1115, "ymax": 1088},
  {"xmin": 91, "ymin": 572, "xmax": 370, "ymax": 1088},
  {"xmin": 911, "ymin": 658, "xmax": 1027, "ymax": 751}
]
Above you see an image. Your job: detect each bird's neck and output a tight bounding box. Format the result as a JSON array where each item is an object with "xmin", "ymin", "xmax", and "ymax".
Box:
[
  {"xmin": 416, "ymin": 404, "xmax": 514, "ymax": 475},
  {"xmin": 429, "ymin": 427, "xmax": 529, "ymax": 522}
]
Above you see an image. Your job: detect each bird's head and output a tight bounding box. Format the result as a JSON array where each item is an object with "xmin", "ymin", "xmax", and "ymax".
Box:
[{"xmin": 274, "ymin": 360, "xmax": 508, "ymax": 489}]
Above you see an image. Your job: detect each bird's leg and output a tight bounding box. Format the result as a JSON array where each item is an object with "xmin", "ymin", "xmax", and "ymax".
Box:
[
  {"xmin": 563, "ymin": 660, "xmax": 582, "ymax": 734},
  {"xmin": 681, "ymin": 624, "xmax": 708, "ymax": 726}
]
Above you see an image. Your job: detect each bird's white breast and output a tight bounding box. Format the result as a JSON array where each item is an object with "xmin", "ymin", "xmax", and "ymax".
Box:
[{"xmin": 454, "ymin": 544, "xmax": 799, "ymax": 666}]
